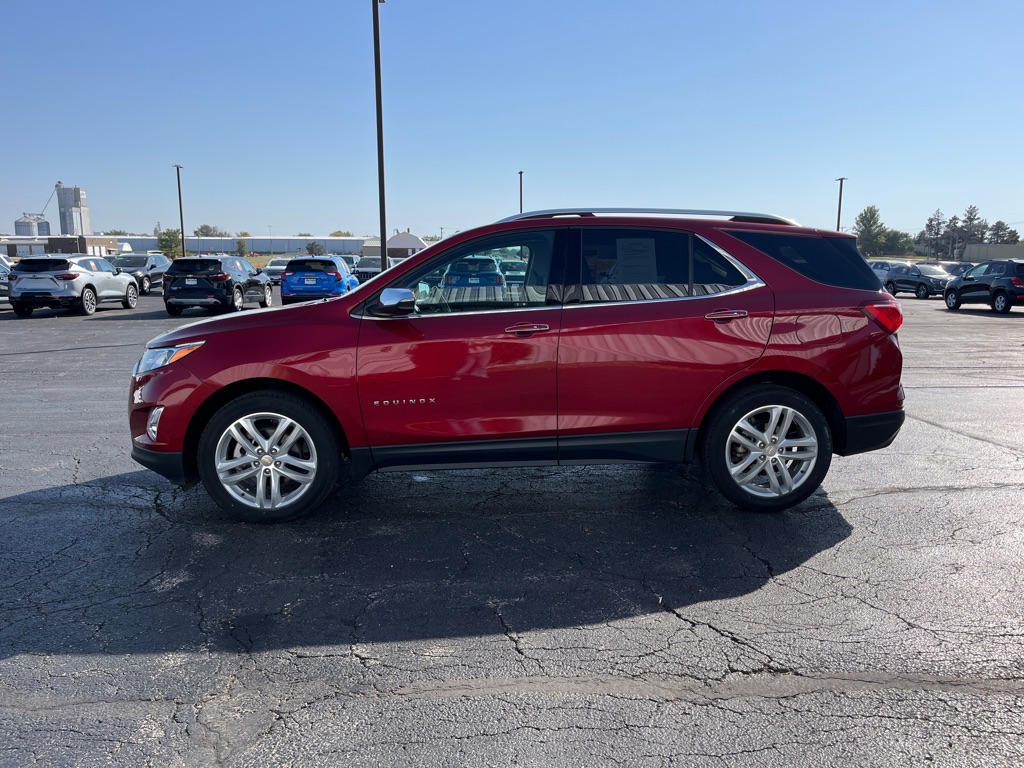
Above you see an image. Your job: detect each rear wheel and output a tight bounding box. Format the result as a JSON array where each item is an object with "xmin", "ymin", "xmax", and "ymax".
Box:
[
  {"xmin": 228, "ymin": 287, "xmax": 244, "ymax": 312},
  {"xmin": 915, "ymin": 284, "xmax": 929, "ymax": 300},
  {"xmin": 701, "ymin": 386, "xmax": 832, "ymax": 512},
  {"xmin": 166, "ymin": 304, "xmax": 183, "ymax": 317},
  {"xmin": 259, "ymin": 285, "xmax": 273, "ymax": 308},
  {"xmin": 122, "ymin": 283, "xmax": 138, "ymax": 309},
  {"xmin": 140, "ymin": 276, "xmax": 151, "ymax": 294},
  {"xmin": 944, "ymin": 289, "xmax": 961, "ymax": 310},
  {"xmin": 992, "ymin": 291, "xmax": 1011, "ymax": 314},
  {"xmin": 12, "ymin": 303, "xmax": 33, "ymax": 317},
  {"xmin": 197, "ymin": 391, "xmax": 341, "ymax": 523},
  {"xmin": 885, "ymin": 282, "xmax": 897, "ymax": 295},
  {"xmin": 79, "ymin": 287, "xmax": 97, "ymax": 316}
]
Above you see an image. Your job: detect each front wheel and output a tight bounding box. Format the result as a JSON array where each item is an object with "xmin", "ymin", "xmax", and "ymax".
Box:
[
  {"xmin": 197, "ymin": 391, "xmax": 341, "ymax": 523},
  {"xmin": 945, "ymin": 289, "xmax": 961, "ymax": 310},
  {"xmin": 140, "ymin": 276, "xmax": 151, "ymax": 295},
  {"xmin": 884, "ymin": 282, "xmax": 897, "ymax": 295},
  {"xmin": 701, "ymin": 386, "xmax": 832, "ymax": 512},
  {"xmin": 992, "ymin": 291, "xmax": 1011, "ymax": 314},
  {"xmin": 915, "ymin": 284, "xmax": 929, "ymax": 300},
  {"xmin": 122, "ymin": 283, "xmax": 139, "ymax": 309},
  {"xmin": 259, "ymin": 285, "xmax": 273, "ymax": 308}
]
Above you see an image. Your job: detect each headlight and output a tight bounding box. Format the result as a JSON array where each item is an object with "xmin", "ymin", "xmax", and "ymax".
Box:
[{"xmin": 134, "ymin": 341, "xmax": 205, "ymax": 375}]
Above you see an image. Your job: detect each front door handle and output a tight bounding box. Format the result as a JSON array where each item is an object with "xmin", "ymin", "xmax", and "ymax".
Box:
[
  {"xmin": 505, "ymin": 323, "xmax": 551, "ymax": 337},
  {"xmin": 704, "ymin": 309, "xmax": 749, "ymax": 323}
]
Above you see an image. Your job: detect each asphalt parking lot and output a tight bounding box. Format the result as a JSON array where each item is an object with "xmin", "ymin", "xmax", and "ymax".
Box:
[{"xmin": 1, "ymin": 292, "xmax": 1023, "ymax": 766}]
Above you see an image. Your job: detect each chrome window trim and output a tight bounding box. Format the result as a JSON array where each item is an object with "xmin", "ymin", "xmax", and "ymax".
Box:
[{"xmin": 354, "ymin": 302, "xmax": 559, "ymax": 321}]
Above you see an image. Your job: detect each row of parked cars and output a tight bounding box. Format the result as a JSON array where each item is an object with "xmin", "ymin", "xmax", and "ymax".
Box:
[{"xmin": 868, "ymin": 258, "xmax": 1024, "ymax": 313}]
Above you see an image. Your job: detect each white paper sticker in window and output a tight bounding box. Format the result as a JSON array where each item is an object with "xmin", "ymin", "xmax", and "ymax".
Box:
[{"xmin": 616, "ymin": 238, "xmax": 658, "ymax": 283}]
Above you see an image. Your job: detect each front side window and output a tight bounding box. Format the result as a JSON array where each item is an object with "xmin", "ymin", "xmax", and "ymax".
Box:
[
  {"xmin": 392, "ymin": 230, "xmax": 556, "ymax": 314},
  {"xmin": 574, "ymin": 228, "xmax": 747, "ymax": 304},
  {"xmin": 965, "ymin": 263, "xmax": 991, "ymax": 279}
]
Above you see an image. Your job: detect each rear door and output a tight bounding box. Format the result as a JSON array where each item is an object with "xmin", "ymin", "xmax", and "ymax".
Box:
[{"xmin": 556, "ymin": 227, "xmax": 773, "ymax": 462}]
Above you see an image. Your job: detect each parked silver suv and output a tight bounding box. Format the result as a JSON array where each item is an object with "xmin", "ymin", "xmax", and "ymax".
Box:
[{"xmin": 10, "ymin": 254, "xmax": 139, "ymax": 317}]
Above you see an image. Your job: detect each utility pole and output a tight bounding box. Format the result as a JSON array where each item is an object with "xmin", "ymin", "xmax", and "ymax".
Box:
[
  {"xmin": 173, "ymin": 164, "xmax": 186, "ymax": 259},
  {"xmin": 373, "ymin": 0, "xmax": 388, "ymax": 269},
  {"xmin": 519, "ymin": 170, "xmax": 524, "ymax": 213}
]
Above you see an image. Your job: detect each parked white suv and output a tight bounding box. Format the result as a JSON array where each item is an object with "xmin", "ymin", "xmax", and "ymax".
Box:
[{"xmin": 10, "ymin": 254, "xmax": 139, "ymax": 317}]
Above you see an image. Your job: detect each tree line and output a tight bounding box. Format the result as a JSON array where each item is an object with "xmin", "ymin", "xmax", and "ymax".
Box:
[{"xmin": 854, "ymin": 205, "xmax": 1020, "ymax": 258}]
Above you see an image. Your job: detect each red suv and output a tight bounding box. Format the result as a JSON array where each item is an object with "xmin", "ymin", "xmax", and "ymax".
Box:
[{"xmin": 129, "ymin": 209, "xmax": 905, "ymax": 522}]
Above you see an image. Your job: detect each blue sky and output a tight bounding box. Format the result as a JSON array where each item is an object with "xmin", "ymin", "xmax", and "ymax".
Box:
[{"xmin": 2, "ymin": 0, "xmax": 1021, "ymax": 240}]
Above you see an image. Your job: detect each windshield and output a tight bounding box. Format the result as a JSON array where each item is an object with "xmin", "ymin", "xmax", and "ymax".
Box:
[
  {"xmin": 359, "ymin": 258, "xmax": 382, "ymax": 269},
  {"xmin": 918, "ymin": 264, "xmax": 949, "ymax": 276},
  {"xmin": 268, "ymin": 258, "xmax": 291, "ymax": 267}
]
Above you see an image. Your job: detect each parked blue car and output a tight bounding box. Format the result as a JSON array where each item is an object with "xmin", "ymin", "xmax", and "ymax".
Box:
[{"xmin": 280, "ymin": 257, "xmax": 359, "ymax": 305}]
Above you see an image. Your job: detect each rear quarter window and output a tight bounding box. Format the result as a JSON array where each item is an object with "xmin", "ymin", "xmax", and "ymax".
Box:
[{"xmin": 727, "ymin": 231, "xmax": 881, "ymax": 291}]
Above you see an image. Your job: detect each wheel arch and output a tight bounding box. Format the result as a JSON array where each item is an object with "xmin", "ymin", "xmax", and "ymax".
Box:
[
  {"xmin": 690, "ymin": 370, "xmax": 847, "ymax": 460},
  {"xmin": 180, "ymin": 378, "xmax": 351, "ymax": 486}
]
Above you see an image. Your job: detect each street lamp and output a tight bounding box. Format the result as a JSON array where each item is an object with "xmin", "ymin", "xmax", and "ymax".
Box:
[
  {"xmin": 173, "ymin": 164, "xmax": 186, "ymax": 259},
  {"xmin": 835, "ymin": 177, "xmax": 847, "ymax": 231},
  {"xmin": 268, "ymin": 225, "xmax": 273, "ymax": 255},
  {"xmin": 372, "ymin": 0, "xmax": 388, "ymax": 269},
  {"xmin": 519, "ymin": 170, "xmax": 524, "ymax": 213}
]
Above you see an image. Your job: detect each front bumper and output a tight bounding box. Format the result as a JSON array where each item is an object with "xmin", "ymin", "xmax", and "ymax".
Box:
[{"xmin": 131, "ymin": 443, "xmax": 195, "ymax": 487}]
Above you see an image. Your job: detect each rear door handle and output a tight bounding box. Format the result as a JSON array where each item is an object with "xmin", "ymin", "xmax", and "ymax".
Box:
[
  {"xmin": 704, "ymin": 309, "xmax": 749, "ymax": 323},
  {"xmin": 505, "ymin": 323, "xmax": 551, "ymax": 337}
]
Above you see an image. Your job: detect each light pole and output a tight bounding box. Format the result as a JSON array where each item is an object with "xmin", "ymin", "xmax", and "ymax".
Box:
[
  {"xmin": 173, "ymin": 164, "xmax": 186, "ymax": 259},
  {"xmin": 519, "ymin": 170, "xmax": 523, "ymax": 213},
  {"xmin": 372, "ymin": 0, "xmax": 388, "ymax": 270},
  {"xmin": 835, "ymin": 177, "xmax": 847, "ymax": 231},
  {"xmin": 268, "ymin": 225, "xmax": 273, "ymax": 255}
]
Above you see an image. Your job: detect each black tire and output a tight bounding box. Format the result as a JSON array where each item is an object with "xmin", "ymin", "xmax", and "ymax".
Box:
[
  {"xmin": 915, "ymin": 284, "xmax": 929, "ymax": 300},
  {"xmin": 197, "ymin": 391, "xmax": 341, "ymax": 523},
  {"xmin": 122, "ymin": 283, "xmax": 139, "ymax": 309},
  {"xmin": 12, "ymin": 303, "xmax": 33, "ymax": 317},
  {"xmin": 992, "ymin": 291, "xmax": 1011, "ymax": 314},
  {"xmin": 944, "ymin": 289, "xmax": 961, "ymax": 310},
  {"xmin": 79, "ymin": 287, "xmax": 97, "ymax": 316},
  {"xmin": 700, "ymin": 386, "xmax": 832, "ymax": 513},
  {"xmin": 259, "ymin": 285, "xmax": 272, "ymax": 308},
  {"xmin": 227, "ymin": 287, "xmax": 244, "ymax": 312},
  {"xmin": 885, "ymin": 282, "xmax": 897, "ymax": 295},
  {"xmin": 166, "ymin": 304, "xmax": 183, "ymax": 317},
  {"xmin": 140, "ymin": 276, "xmax": 151, "ymax": 295}
]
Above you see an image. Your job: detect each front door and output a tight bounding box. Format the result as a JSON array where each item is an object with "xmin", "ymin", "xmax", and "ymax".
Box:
[{"xmin": 356, "ymin": 228, "xmax": 565, "ymax": 469}]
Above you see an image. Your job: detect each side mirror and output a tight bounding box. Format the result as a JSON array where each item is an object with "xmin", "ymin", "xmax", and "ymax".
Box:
[
  {"xmin": 115, "ymin": 267, "xmax": 122, "ymax": 274},
  {"xmin": 369, "ymin": 287, "xmax": 416, "ymax": 317},
  {"xmin": 255, "ymin": 268, "xmax": 263, "ymax": 274}
]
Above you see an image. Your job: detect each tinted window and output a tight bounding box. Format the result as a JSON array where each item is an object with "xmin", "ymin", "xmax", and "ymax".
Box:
[
  {"xmin": 359, "ymin": 258, "xmax": 382, "ymax": 270},
  {"xmin": 573, "ymin": 228, "xmax": 746, "ymax": 303},
  {"xmin": 729, "ymin": 231, "xmax": 880, "ymax": 290},
  {"xmin": 14, "ymin": 259, "xmax": 71, "ymax": 272},
  {"xmin": 112, "ymin": 256, "xmax": 147, "ymax": 267},
  {"xmin": 918, "ymin": 265, "xmax": 948, "ymax": 276},
  {"xmin": 287, "ymin": 260, "xmax": 338, "ymax": 273},
  {"xmin": 167, "ymin": 259, "xmax": 222, "ymax": 274}
]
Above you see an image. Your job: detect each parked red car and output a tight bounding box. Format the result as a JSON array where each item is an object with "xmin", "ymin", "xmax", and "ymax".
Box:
[{"xmin": 130, "ymin": 209, "xmax": 904, "ymax": 522}]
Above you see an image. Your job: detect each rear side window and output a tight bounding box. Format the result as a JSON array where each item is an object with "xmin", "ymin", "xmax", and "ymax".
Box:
[
  {"xmin": 728, "ymin": 231, "xmax": 881, "ymax": 290},
  {"xmin": 14, "ymin": 259, "xmax": 71, "ymax": 272},
  {"xmin": 167, "ymin": 259, "xmax": 222, "ymax": 275},
  {"xmin": 1015, "ymin": 264, "xmax": 1024, "ymax": 277}
]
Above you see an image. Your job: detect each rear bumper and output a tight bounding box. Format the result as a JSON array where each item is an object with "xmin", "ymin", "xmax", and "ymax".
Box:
[
  {"xmin": 11, "ymin": 293, "xmax": 79, "ymax": 309},
  {"xmin": 166, "ymin": 296, "xmax": 226, "ymax": 307},
  {"xmin": 840, "ymin": 409, "xmax": 905, "ymax": 455}
]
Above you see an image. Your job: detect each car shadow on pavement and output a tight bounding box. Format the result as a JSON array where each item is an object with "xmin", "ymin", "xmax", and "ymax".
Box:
[{"xmin": 0, "ymin": 465, "xmax": 850, "ymax": 657}]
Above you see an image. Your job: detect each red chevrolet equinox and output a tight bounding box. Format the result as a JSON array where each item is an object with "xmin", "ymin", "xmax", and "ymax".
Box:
[{"xmin": 129, "ymin": 209, "xmax": 904, "ymax": 523}]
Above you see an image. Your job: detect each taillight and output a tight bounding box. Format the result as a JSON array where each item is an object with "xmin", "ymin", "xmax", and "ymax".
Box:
[
  {"xmin": 54, "ymin": 273, "xmax": 80, "ymax": 281},
  {"xmin": 282, "ymin": 271, "xmax": 294, "ymax": 278},
  {"xmin": 444, "ymin": 275, "xmax": 453, "ymax": 285},
  {"xmin": 496, "ymin": 274, "xmax": 506, "ymax": 286},
  {"xmin": 862, "ymin": 300, "xmax": 903, "ymax": 335},
  {"xmin": 162, "ymin": 274, "xmax": 172, "ymax": 282},
  {"xmin": 1011, "ymin": 277, "xmax": 1024, "ymax": 288},
  {"xmin": 209, "ymin": 272, "xmax": 231, "ymax": 282},
  {"xmin": 335, "ymin": 273, "xmax": 344, "ymax": 281}
]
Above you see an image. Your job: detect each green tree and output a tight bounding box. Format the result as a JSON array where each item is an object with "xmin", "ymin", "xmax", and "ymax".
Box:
[
  {"xmin": 853, "ymin": 206, "xmax": 887, "ymax": 257},
  {"xmin": 988, "ymin": 221, "xmax": 1020, "ymax": 244},
  {"xmin": 235, "ymin": 238, "xmax": 249, "ymax": 258},
  {"xmin": 104, "ymin": 228, "xmax": 130, "ymax": 236},
  {"xmin": 306, "ymin": 241, "xmax": 327, "ymax": 256},
  {"xmin": 158, "ymin": 228, "xmax": 185, "ymax": 259},
  {"xmin": 296, "ymin": 232, "xmax": 312, "ymax": 237},
  {"xmin": 193, "ymin": 224, "xmax": 230, "ymax": 237},
  {"xmin": 922, "ymin": 210, "xmax": 946, "ymax": 257},
  {"xmin": 960, "ymin": 205, "xmax": 988, "ymax": 247},
  {"xmin": 422, "ymin": 235, "xmax": 441, "ymax": 242},
  {"xmin": 237, "ymin": 230, "xmax": 252, "ymax": 238},
  {"xmin": 329, "ymin": 230, "xmax": 353, "ymax": 237}
]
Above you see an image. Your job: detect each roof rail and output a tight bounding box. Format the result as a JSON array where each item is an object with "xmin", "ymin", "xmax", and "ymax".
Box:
[{"xmin": 497, "ymin": 208, "xmax": 799, "ymax": 226}]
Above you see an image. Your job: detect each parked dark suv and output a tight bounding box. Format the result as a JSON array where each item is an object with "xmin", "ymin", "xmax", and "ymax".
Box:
[
  {"xmin": 882, "ymin": 263, "xmax": 952, "ymax": 299},
  {"xmin": 130, "ymin": 208, "xmax": 905, "ymax": 523},
  {"xmin": 162, "ymin": 256, "xmax": 273, "ymax": 316},
  {"xmin": 943, "ymin": 259, "xmax": 1024, "ymax": 313},
  {"xmin": 110, "ymin": 253, "xmax": 171, "ymax": 295}
]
